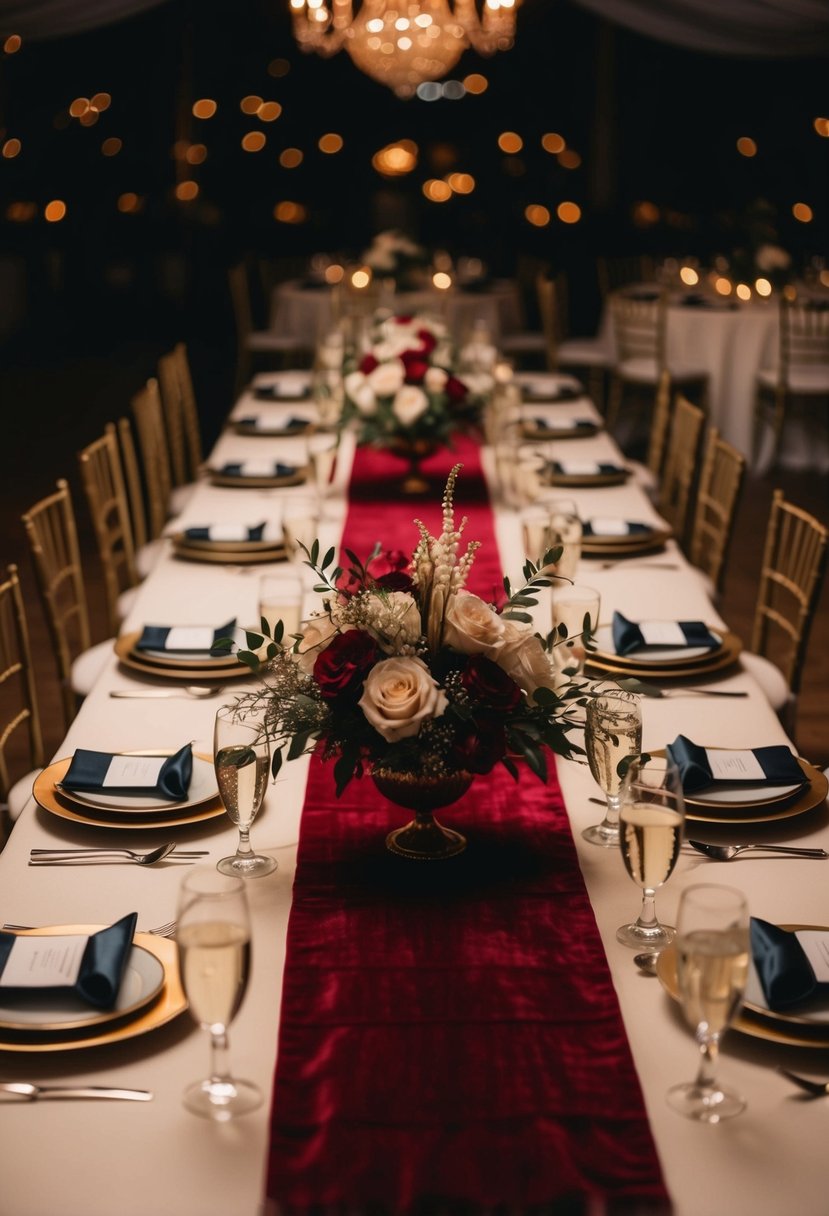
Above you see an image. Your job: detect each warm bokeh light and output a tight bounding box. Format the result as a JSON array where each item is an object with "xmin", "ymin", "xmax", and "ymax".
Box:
[
  {"xmin": 268, "ymin": 57, "xmax": 291, "ymax": 77},
  {"xmin": 679, "ymin": 266, "xmax": 699, "ymax": 286},
  {"xmin": 258, "ymin": 101, "xmax": 282, "ymax": 122},
  {"xmin": 372, "ymin": 140, "xmax": 418, "ymax": 176},
  {"xmin": 279, "ymin": 146, "xmax": 303, "ymax": 168},
  {"xmin": 242, "ymin": 131, "xmax": 267, "ymax": 152},
  {"xmin": 556, "ymin": 201, "xmax": 581, "ymax": 224},
  {"xmin": 632, "ymin": 200, "xmax": 660, "ymax": 227},
  {"xmin": 735, "ymin": 282, "xmax": 752, "ymax": 301},
  {"xmin": 463, "ymin": 73, "xmax": 488, "ymax": 94},
  {"xmin": 821, "ymin": 269, "xmax": 829, "ymax": 288},
  {"xmin": 557, "ymin": 149, "xmax": 581, "ymax": 169},
  {"xmin": 755, "ymin": 277, "xmax": 772, "ymax": 297},
  {"xmin": 446, "ymin": 172, "xmax": 475, "ymax": 194},
  {"xmin": 432, "ymin": 271, "xmax": 452, "ymax": 290},
  {"xmin": 2, "ymin": 138, "xmax": 21, "ymax": 159},
  {"xmin": 117, "ymin": 192, "xmax": 142, "ymax": 213},
  {"xmin": 185, "ymin": 143, "xmax": 207, "ymax": 164},
  {"xmin": 273, "ymin": 200, "xmax": 308, "ymax": 224},
  {"xmin": 813, "ymin": 117, "xmax": 829, "ymax": 138},
  {"xmin": 351, "ymin": 268, "xmax": 372, "ymax": 288},
  {"xmin": 422, "ymin": 178, "xmax": 452, "ymax": 202},
  {"xmin": 69, "ymin": 97, "xmax": 90, "ymax": 118},
  {"xmin": 524, "ymin": 204, "xmax": 551, "ymax": 227},
  {"xmin": 101, "ymin": 137, "xmax": 122, "ymax": 156},
  {"xmin": 736, "ymin": 136, "xmax": 757, "ymax": 157},
  {"xmin": 319, "ymin": 132, "xmax": 344, "ymax": 154},
  {"xmin": 6, "ymin": 201, "xmax": 35, "ymax": 222},
  {"xmin": 498, "ymin": 131, "xmax": 523, "ymax": 154},
  {"xmin": 240, "ymin": 95, "xmax": 263, "ymax": 114},
  {"xmin": 541, "ymin": 132, "xmax": 565, "ymax": 154},
  {"xmin": 3, "ymin": 34, "xmax": 22, "ymax": 54},
  {"xmin": 324, "ymin": 263, "xmax": 345, "ymax": 284},
  {"xmin": 714, "ymin": 276, "xmax": 733, "ymax": 296},
  {"xmin": 44, "ymin": 199, "xmax": 67, "ymax": 222},
  {"xmin": 192, "ymin": 99, "xmax": 217, "ymax": 119},
  {"xmin": 442, "ymin": 80, "xmax": 465, "ymax": 100},
  {"xmin": 91, "ymin": 92, "xmax": 111, "ymax": 112},
  {"xmin": 793, "ymin": 201, "xmax": 813, "ymax": 222},
  {"xmin": 175, "ymin": 181, "xmax": 199, "ymax": 201},
  {"xmin": 79, "ymin": 110, "xmax": 100, "ymax": 127}
]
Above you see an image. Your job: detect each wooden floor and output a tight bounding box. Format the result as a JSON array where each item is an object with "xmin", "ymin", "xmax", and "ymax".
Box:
[{"xmin": 1, "ymin": 348, "xmax": 827, "ymax": 828}]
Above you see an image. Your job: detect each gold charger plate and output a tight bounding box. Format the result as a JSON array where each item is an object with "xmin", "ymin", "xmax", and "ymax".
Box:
[
  {"xmin": 172, "ymin": 541, "xmax": 288, "ymax": 566},
  {"xmin": 585, "ymin": 630, "xmax": 742, "ymax": 681},
  {"xmin": 547, "ymin": 467, "xmax": 629, "ymax": 488},
  {"xmin": 33, "ymin": 752, "xmax": 226, "ymax": 830},
  {"xmin": 657, "ymin": 935, "xmax": 829, "ymax": 1049},
  {"xmin": 0, "ymin": 928, "xmax": 186, "ymax": 1053},
  {"xmin": 581, "ymin": 531, "xmax": 672, "ymax": 558},
  {"xmin": 169, "ymin": 530, "xmax": 285, "ymax": 554},
  {"xmin": 207, "ymin": 465, "xmax": 309, "ymax": 489},
  {"xmin": 232, "ymin": 420, "xmax": 314, "ymax": 437},
  {"xmin": 521, "ymin": 421, "xmax": 601, "ymax": 441},
  {"xmin": 115, "ymin": 632, "xmax": 251, "ymax": 680},
  {"xmin": 684, "ymin": 760, "xmax": 827, "ymax": 825}
]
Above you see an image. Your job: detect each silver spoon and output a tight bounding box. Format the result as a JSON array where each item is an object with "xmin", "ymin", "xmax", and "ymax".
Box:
[
  {"xmin": 688, "ymin": 841, "xmax": 828, "ymax": 861},
  {"xmin": 109, "ymin": 685, "xmax": 223, "ymax": 699},
  {"xmin": 0, "ymin": 1083, "xmax": 152, "ymax": 1102},
  {"xmin": 633, "ymin": 952, "xmax": 660, "ymax": 975},
  {"xmin": 28, "ymin": 842, "xmax": 179, "ymax": 866}
]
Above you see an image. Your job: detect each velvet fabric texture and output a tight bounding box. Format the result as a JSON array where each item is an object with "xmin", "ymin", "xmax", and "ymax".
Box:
[{"xmin": 266, "ymin": 436, "xmax": 669, "ymax": 1214}]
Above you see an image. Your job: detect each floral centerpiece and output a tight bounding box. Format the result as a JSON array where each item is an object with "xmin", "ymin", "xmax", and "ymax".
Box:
[
  {"xmin": 231, "ymin": 466, "xmax": 586, "ymax": 859},
  {"xmin": 361, "ymin": 229, "xmax": 429, "ymax": 290}
]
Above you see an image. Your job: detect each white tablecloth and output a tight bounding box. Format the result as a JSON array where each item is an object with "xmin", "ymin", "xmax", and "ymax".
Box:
[{"xmin": 1, "ymin": 370, "xmax": 828, "ymax": 1216}]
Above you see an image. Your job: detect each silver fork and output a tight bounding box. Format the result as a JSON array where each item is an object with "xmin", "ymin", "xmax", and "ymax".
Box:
[
  {"xmin": 778, "ymin": 1068, "xmax": 829, "ymax": 1097},
  {"xmin": 3, "ymin": 919, "xmax": 178, "ymax": 937},
  {"xmin": 594, "ymin": 560, "xmax": 680, "ymax": 571}
]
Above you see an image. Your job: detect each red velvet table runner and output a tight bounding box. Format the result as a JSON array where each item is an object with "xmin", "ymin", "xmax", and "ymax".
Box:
[{"xmin": 266, "ymin": 436, "xmax": 670, "ymax": 1214}]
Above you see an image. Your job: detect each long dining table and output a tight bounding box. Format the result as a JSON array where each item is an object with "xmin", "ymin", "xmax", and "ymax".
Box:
[{"xmin": 1, "ymin": 365, "xmax": 828, "ymax": 1216}]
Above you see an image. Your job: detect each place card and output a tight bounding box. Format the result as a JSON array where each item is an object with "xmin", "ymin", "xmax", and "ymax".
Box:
[{"xmin": 184, "ymin": 523, "xmax": 269, "ymax": 542}]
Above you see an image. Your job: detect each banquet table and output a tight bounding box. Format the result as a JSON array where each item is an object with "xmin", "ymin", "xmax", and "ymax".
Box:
[{"xmin": 1, "ymin": 369, "xmax": 829, "ymax": 1216}]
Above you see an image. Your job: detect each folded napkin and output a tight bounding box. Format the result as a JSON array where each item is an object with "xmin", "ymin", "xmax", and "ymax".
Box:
[
  {"xmin": 184, "ymin": 522, "xmax": 268, "ymax": 543},
  {"xmin": 61, "ymin": 742, "xmax": 193, "ymax": 801},
  {"xmin": 612, "ymin": 610, "xmax": 719, "ymax": 657},
  {"xmin": 552, "ymin": 460, "xmax": 624, "ymax": 477},
  {"xmin": 524, "ymin": 382, "xmax": 583, "ymax": 402},
  {"xmin": 667, "ymin": 734, "xmax": 804, "ymax": 795},
  {"xmin": 751, "ymin": 918, "xmax": 829, "ymax": 1011},
  {"xmin": 136, "ymin": 619, "xmax": 236, "ymax": 654},
  {"xmin": 0, "ymin": 913, "xmax": 137, "ymax": 1009},
  {"xmin": 219, "ymin": 460, "xmax": 298, "ymax": 479},
  {"xmin": 530, "ymin": 417, "xmax": 594, "ymax": 432},
  {"xmin": 253, "ymin": 380, "xmax": 309, "ymax": 400},
  {"xmin": 583, "ymin": 518, "xmax": 651, "ymax": 538},
  {"xmin": 235, "ymin": 415, "xmax": 311, "ymax": 432}
]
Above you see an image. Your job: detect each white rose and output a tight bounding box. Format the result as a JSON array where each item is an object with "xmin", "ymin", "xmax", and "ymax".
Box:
[
  {"xmin": 359, "ymin": 656, "xmax": 448, "ymax": 742},
  {"xmin": 295, "ymin": 615, "xmax": 345, "ymax": 674},
  {"xmin": 392, "ymin": 385, "xmax": 429, "ymax": 427},
  {"xmin": 443, "ymin": 592, "xmax": 506, "ymax": 656},
  {"xmin": 365, "ymin": 591, "xmax": 422, "ymax": 653},
  {"xmin": 424, "ymin": 366, "xmax": 448, "ymax": 392},
  {"xmin": 497, "ymin": 621, "xmax": 554, "ymax": 698},
  {"xmin": 368, "ymin": 359, "xmax": 406, "ymax": 397}
]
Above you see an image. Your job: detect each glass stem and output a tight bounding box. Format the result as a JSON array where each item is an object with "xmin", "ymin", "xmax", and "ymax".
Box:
[
  {"xmin": 603, "ymin": 790, "xmax": 622, "ymax": 830},
  {"xmin": 637, "ymin": 887, "xmax": 658, "ymax": 929},
  {"xmin": 235, "ymin": 825, "xmax": 254, "ymax": 859},
  {"xmin": 208, "ymin": 1026, "xmax": 233, "ymax": 1088},
  {"xmin": 694, "ymin": 1033, "xmax": 719, "ymax": 1092}
]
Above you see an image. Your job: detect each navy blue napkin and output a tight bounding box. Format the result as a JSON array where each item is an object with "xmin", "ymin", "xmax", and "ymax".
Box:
[
  {"xmin": 750, "ymin": 918, "xmax": 827, "ymax": 1011},
  {"xmin": 612, "ymin": 611, "xmax": 719, "ymax": 657},
  {"xmin": 531, "ymin": 417, "xmax": 594, "ymax": 432},
  {"xmin": 253, "ymin": 384, "xmax": 309, "ymax": 400},
  {"xmin": 552, "ymin": 461, "xmax": 623, "ymax": 477},
  {"xmin": 184, "ymin": 523, "xmax": 266, "ymax": 542},
  {"xmin": 582, "ymin": 520, "xmax": 650, "ymax": 538},
  {"xmin": 220, "ymin": 462, "xmax": 297, "ymax": 478},
  {"xmin": 0, "ymin": 913, "xmax": 138, "ymax": 1009},
  {"xmin": 236, "ymin": 415, "xmax": 310, "ymax": 432},
  {"xmin": 666, "ymin": 734, "xmax": 804, "ymax": 795},
  {"xmin": 136, "ymin": 619, "xmax": 236, "ymax": 654},
  {"xmin": 61, "ymin": 742, "xmax": 193, "ymax": 801}
]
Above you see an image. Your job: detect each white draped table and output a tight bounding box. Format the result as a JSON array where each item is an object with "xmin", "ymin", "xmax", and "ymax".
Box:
[{"xmin": 1, "ymin": 371, "xmax": 827, "ymax": 1216}]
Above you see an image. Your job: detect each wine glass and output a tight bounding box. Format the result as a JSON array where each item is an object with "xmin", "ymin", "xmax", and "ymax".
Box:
[
  {"xmin": 616, "ymin": 756, "xmax": 685, "ymax": 948},
  {"xmin": 667, "ymin": 884, "xmax": 749, "ymax": 1123},
  {"xmin": 551, "ymin": 584, "xmax": 600, "ymax": 679},
  {"xmin": 258, "ymin": 570, "xmax": 304, "ymax": 641},
  {"xmin": 177, "ymin": 866, "xmax": 261, "ymax": 1120},
  {"xmin": 581, "ymin": 688, "xmax": 642, "ymax": 847},
  {"xmin": 282, "ymin": 498, "xmax": 319, "ymax": 565},
  {"xmin": 541, "ymin": 497, "xmax": 582, "ymax": 582},
  {"xmin": 307, "ymin": 433, "xmax": 338, "ymax": 513},
  {"xmin": 214, "ymin": 704, "xmax": 276, "ymax": 878}
]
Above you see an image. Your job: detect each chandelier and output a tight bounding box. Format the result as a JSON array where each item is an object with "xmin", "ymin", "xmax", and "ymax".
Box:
[{"xmin": 289, "ymin": 0, "xmax": 519, "ymax": 99}]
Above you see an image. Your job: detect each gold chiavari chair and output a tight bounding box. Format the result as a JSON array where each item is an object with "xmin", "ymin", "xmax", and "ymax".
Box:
[
  {"xmin": 116, "ymin": 415, "xmax": 165, "ymax": 578},
  {"xmin": 688, "ymin": 427, "xmax": 746, "ymax": 599},
  {"xmin": 77, "ymin": 425, "xmax": 140, "ymax": 636},
  {"xmin": 753, "ymin": 295, "xmax": 829, "ymax": 470},
  {"xmin": 741, "ymin": 491, "xmax": 828, "ymax": 735},
  {"xmin": 132, "ymin": 377, "xmax": 174, "ymax": 541},
  {"xmin": 596, "ymin": 253, "xmax": 656, "ymax": 300},
  {"xmin": 0, "ymin": 564, "xmax": 45, "ymax": 831},
  {"xmin": 157, "ymin": 342, "xmax": 203, "ymax": 490},
  {"xmin": 656, "ymin": 393, "xmax": 705, "ymax": 545},
  {"xmin": 645, "ymin": 370, "xmax": 673, "ymax": 481},
  {"xmin": 21, "ymin": 481, "xmax": 113, "ymax": 730}
]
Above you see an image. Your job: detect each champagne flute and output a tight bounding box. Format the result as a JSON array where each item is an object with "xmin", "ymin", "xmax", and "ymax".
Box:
[
  {"xmin": 616, "ymin": 756, "xmax": 685, "ymax": 948},
  {"xmin": 282, "ymin": 498, "xmax": 319, "ymax": 565},
  {"xmin": 582, "ymin": 688, "xmax": 642, "ymax": 847},
  {"xmin": 544, "ymin": 498, "xmax": 582, "ymax": 582},
  {"xmin": 258, "ymin": 570, "xmax": 304, "ymax": 642},
  {"xmin": 551, "ymin": 584, "xmax": 600, "ymax": 679},
  {"xmin": 667, "ymin": 884, "xmax": 749, "ymax": 1123},
  {"xmin": 308, "ymin": 434, "xmax": 338, "ymax": 513},
  {"xmin": 177, "ymin": 866, "xmax": 261, "ymax": 1120},
  {"xmin": 214, "ymin": 704, "xmax": 276, "ymax": 878}
]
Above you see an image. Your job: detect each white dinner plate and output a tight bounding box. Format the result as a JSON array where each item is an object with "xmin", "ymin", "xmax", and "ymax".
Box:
[
  {"xmin": 690, "ymin": 778, "xmax": 805, "ymax": 807},
  {"xmin": 57, "ymin": 754, "xmax": 218, "ymax": 812},
  {"xmin": 593, "ymin": 623, "xmax": 722, "ymax": 663},
  {"xmin": 0, "ymin": 944, "xmax": 165, "ymax": 1032}
]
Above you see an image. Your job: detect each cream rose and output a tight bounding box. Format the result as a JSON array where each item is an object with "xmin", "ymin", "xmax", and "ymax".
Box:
[
  {"xmin": 497, "ymin": 620, "xmax": 554, "ymax": 698},
  {"xmin": 443, "ymin": 592, "xmax": 506, "ymax": 656},
  {"xmin": 368, "ymin": 359, "xmax": 406, "ymax": 397},
  {"xmin": 295, "ymin": 614, "xmax": 345, "ymax": 674},
  {"xmin": 359, "ymin": 656, "xmax": 448, "ymax": 742},
  {"xmin": 392, "ymin": 385, "xmax": 429, "ymax": 427},
  {"xmin": 424, "ymin": 366, "xmax": 448, "ymax": 392}
]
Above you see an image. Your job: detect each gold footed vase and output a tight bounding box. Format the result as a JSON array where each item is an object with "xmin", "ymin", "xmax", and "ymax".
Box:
[
  {"xmin": 386, "ymin": 437, "xmax": 438, "ymax": 495},
  {"xmin": 371, "ymin": 768, "xmax": 472, "ymax": 860}
]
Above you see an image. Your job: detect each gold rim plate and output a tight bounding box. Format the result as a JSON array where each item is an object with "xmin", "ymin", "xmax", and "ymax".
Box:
[
  {"xmin": 548, "ymin": 469, "xmax": 629, "ymax": 487},
  {"xmin": 0, "ymin": 929, "xmax": 186, "ymax": 1053},
  {"xmin": 168, "ymin": 531, "xmax": 286, "ymax": 554},
  {"xmin": 207, "ymin": 466, "xmax": 309, "ymax": 489},
  {"xmin": 586, "ymin": 630, "xmax": 742, "ymax": 680},
  {"xmin": 115, "ymin": 632, "xmax": 251, "ymax": 680},
  {"xmin": 658, "ymin": 935, "xmax": 829, "ymax": 1047},
  {"xmin": 172, "ymin": 542, "xmax": 288, "ymax": 566},
  {"xmin": 522, "ymin": 422, "xmax": 601, "ymax": 441},
  {"xmin": 581, "ymin": 533, "xmax": 671, "ymax": 558},
  {"xmin": 232, "ymin": 421, "xmax": 314, "ymax": 437},
  {"xmin": 591, "ymin": 623, "xmax": 725, "ymax": 667},
  {"xmin": 53, "ymin": 752, "xmax": 218, "ymax": 814},
  {"xmin": 684, "ymin": 760, "xmax": 827, "ymax": 825}
]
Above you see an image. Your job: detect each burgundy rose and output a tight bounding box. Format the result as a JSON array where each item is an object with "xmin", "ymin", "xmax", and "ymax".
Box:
[
  {"xmin": 416, "ymin": 327, "xmax": 437, "ymax": 354},
  {"xmin": 359, "ymin": 353, "xmax": 379, "ymax": 375},
  {"xmin": 314, "ymin": 630, "xmax": 379, "ymax": 701},
  {"xmin": 445, "ymin": 375, "xmax": 469, "ymax": 404},
  {"xmin": 399, "ymin": 349, "xmax": 429, "ymax": 382},
  {"xmin": 450, "ymin": 718, "xmax": 506, "ymax": 775},
  {"xmin": 374, "ymin": 571, "xmax": 415, "ymax": 592},
  {"xmin": 394, "ymin": 314, "xmax": 414, "ymax": 325},
  {"xmin": 460, "ymin": 655, "xmax": 522, "ymax": 712}
]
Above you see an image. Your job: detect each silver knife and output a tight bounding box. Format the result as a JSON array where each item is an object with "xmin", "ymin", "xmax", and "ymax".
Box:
[{"xmin": 0, "ymin": 1082, "xmax": 152, "ymax": 1102}]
